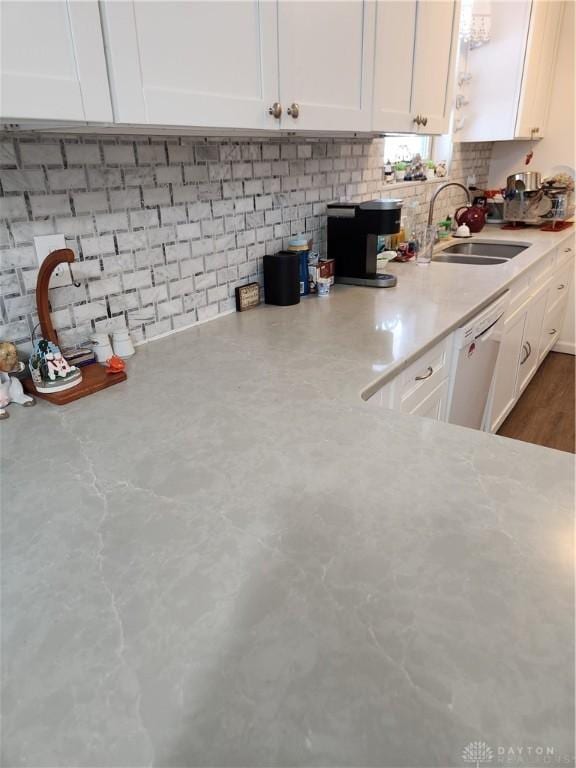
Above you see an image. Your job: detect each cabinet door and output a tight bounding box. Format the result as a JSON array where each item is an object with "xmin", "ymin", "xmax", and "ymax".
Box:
[
  {"xmin": 540, "ymin": 294, "xmax": 569, "ymax": 362},
  {"xmin": 410, "ymin": 0, "xmax": 459, "ymax": 134},
  {"xmin": 487, "ymin": 308, "xmax": 526, "ymax": 432},
  {"xmin": 517, "ymin": 289, "xmax": 547, "ymax": 394},
  {"xmin": 101, "ymin": 1, "xmax": 279, "ymax": 129},
  {"xmin": 0, "ymin": 1, "xmax": 112, "ymax": 122},
  {"xmin": 372, "ymin": 1, "xmax": 417, "ymax": 132},
  {"xmin": 277, "ymin": 0, "xmax": 375, "ymax": 131},
  {"xmin": 515, "ymin": 0, "xmax": 563, "ymax": 139},
  {"xmin": 408, "ymin": 378, "xmax": 449, "ymax": 421}
]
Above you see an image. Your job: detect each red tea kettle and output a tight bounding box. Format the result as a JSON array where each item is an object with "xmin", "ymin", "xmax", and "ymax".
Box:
[{"xmin": 454, "ymin": 204, "xmax": 487, "ymax": 233}]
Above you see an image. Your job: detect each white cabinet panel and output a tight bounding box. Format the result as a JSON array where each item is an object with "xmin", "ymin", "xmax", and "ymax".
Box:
[
  {"xmin": 410, "ymin": 0, "xmax": 458, "ymax": 134},
  {"xmin": 0, "ymin": 1, "xmax": 112, "ymax": 122},
  {"xmin": 277, "ymin": 0, "xmax": 375, "ymax": 131},
  {"xmin": 409, "ymin": 378, "xmax": 449, "ymax": 420},
  {"xmin": 372, "ymin": 1, "xmax": 417, "ymax": 132},
  {"xmin": 372, "ymin": 0, "xmax": 458, "ymax": 135},
  {"xmin": 517, "ymin": 289, "xmax": 547, "ymax": 394},
  {"xmin": 488, "ymin": 308, "xmax": 526, "ymax": 432},
  {"xmin": 515, "ymin": 0, "xmax": 564, "ymax": 138},
  {"xmin": 460, "ymin": 0, "xmax": 563, "ymax": 142},
  {"xmin": 102, "ymin": 0, "xmax": 279, "ymax": 129}
]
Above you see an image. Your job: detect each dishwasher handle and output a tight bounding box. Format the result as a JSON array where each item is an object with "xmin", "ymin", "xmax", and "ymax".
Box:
[{"xmin": 474, "ymin": 312, "xmax": 505, "ymax": 343}]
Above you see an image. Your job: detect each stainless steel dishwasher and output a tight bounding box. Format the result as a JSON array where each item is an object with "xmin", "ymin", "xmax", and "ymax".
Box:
[{"xmin": 447, "ymin": 292, "xmax": 509, "ymax": 430}]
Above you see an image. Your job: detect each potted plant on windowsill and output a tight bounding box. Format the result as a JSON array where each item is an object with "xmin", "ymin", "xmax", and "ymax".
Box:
[
  {"xmin": 394, "ymin": 162, "xmax": 407, "ymax": 182},
  {"xmin": 426, "ymin": 161, "xmax": 436, "ymax": 180}
]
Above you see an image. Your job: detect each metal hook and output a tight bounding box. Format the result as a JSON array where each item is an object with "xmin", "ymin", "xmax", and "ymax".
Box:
[{"xmin": 68, "ymin": 263, "xmax": 81, "ymax": 288}]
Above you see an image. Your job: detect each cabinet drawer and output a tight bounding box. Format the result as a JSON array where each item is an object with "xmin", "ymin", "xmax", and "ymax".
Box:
[
  {"xmin": 398, "ymin": 336, "xmax": 452, "ymax": 411},
  {"xmin": 540, "ymin": 297, "xmax": 568, "ymax": 361},
  {"xmin": 546, "ymin": 260, "xmax": 573, "ymax": 313},
  {"xmin": 558, "ymin": 240, "xmax": 574, "ymax": 266}
]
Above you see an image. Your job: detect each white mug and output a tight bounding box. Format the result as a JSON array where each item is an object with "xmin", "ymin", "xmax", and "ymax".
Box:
[
  {"xmin": 91, "ymin": 333, "xmax": 113, "ymax": 363},
  {"xmin": 112, "ymin": 329, "xmax": 135, "ymax": 358}
]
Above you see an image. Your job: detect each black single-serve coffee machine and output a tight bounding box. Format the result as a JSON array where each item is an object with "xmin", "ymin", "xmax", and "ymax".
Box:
[{"xmin": 327, "ymin": 198, "xmax": 402, "ymax": 287}]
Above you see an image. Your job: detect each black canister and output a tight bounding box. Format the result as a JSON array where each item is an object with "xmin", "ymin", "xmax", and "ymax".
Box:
[{"xmin": 263, "ymin": 251, "xmax": 300, "ymax": 306}]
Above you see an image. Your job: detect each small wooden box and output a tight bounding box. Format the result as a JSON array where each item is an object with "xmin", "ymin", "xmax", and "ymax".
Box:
[{"xmin": 235, "ymin": 282, "xmax": 261, "ymax": 311}]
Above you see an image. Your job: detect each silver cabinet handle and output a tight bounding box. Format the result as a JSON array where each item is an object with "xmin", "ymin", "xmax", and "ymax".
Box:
[
  {"xmin": 268, "ymin": 102, "xmax": 282, "ymax": 119},
  {"xmin": 525, "ymin": 340, "xmax": 532, "ymax": 358},
  {"xmin": 287, "ymin": 103, "xmax": 299, "ymax": 118},
  {"xmin": 520, "ymin": 343, "xmax": 529, "ymax": 365},
  {"xmin": 421, "ymin": 116, "xmax": 428, "ymax": 127},
  {"xmin": 413, "ymin": 115, "xmax": 421, "ymax": 126},
  {"xmin": 415, "ymin": 366, "xmax": 433, "ymax": 381},
  {"xmin": 549, "ymin": 328, "xmax": 557, "ymax": 335},
  {"xmin": 563, "ymin": 247, "xmax": 572, "ymax": 253},
  {"xmin": 558, "ymin": 283, "xmax": 566, "ymax": 290}
]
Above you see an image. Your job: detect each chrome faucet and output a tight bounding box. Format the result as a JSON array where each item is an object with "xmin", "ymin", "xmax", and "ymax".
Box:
[{"xmin": 427, "ymin": 182, "xmax": 471, "ymax": 226}]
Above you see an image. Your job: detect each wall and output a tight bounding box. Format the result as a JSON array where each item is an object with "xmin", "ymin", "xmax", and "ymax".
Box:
[
  {"xmin": 487, "ymin": 1, "xmax": 575, "ymax": 186},
  {"xmin": 0, "ymin": 135, "xmax": 492, "ymax": 354}
]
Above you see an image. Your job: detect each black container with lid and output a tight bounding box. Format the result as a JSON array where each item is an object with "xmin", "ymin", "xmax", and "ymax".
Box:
[{"xmin": 263, "ymin": 251, "xmax": 300, "ymax": 306}]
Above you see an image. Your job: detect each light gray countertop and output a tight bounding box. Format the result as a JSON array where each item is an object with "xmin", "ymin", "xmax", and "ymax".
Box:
[{"xmin": 1, "ymin": 225, "xmax": 574, "ymax": 767}]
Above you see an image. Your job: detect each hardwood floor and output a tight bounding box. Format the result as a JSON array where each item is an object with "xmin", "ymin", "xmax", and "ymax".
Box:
[{"xmin": 498, "ymin": 352, "xmax": 575, "ymax": 453}]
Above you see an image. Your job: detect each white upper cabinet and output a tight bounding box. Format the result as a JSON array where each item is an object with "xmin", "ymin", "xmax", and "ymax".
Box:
[
  {"xmin": 459, "ymin": 0, "xmax": 563, "ymax": 142},
  {"xmin": 101, "ymin": 1, "xmax": 279, "ymax": 129},
  {"xmin": 410, "ymin": 1, "xmax": 459, "ymax": 134},
  {"xmin": 0, "ymin": 1, "xmax": 112, "ymax": 122},
  {"xmin": 515, "ymin": 0, "xmax": 564, "ymax": 139},
  {"xmin": 276, "ymin": 1, "xmax": 375, "ymax": 132},
  {"xmin": 373, "ymin": 0, "xmax": 459, "ymax": 135}
]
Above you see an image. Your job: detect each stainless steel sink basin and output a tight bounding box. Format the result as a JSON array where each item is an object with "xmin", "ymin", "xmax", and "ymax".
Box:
[
  {"xmin": 441, "ymin": 241, "xmax": 528, "ymax": 259},
  {"xmin": 434, "ymin": 254, "xmax": 508, "ymax": 266}
]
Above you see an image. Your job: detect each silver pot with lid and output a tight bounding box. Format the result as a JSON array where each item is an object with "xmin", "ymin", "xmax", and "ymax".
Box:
[{"xmin": 506, "ymin": 171, "xmax": 542, "ymax": 194}]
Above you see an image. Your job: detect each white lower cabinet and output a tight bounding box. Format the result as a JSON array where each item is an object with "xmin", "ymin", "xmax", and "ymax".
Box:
[
  {"xmin": 407, "ymin": 379, "xmax": 450, "ymax": 420},
  {"xmin": 364, "ymin": 335, "xmax": 453, "ymax": 422},
  {"xmin": 487, "ymin": 241, "xmax": 574, "ymax": 432},
  {"xmin": 517, "ymin": 288, "xmax": 547, "ymax": 395},
  {"xmin": 487, "ymin": 306, "xmax": 526, "ymax": 432},
  {"xmin": 366, "ymin": 237, "xmax": 574, "ymax": 433}
]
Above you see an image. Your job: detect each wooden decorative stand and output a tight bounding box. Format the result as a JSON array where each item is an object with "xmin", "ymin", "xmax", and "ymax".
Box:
[{"xmin": 23, "ymin": 249, "xmax": 127, "ymax": 405}]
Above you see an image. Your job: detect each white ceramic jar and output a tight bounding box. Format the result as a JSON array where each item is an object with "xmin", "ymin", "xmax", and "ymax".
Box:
[
  {"xmin": 112, "ymin": 329, "xmax": 135, "ymax": 358},
  {"xmin": 91, "ymin": 333, "xmax": 113, "ymax": 363}
]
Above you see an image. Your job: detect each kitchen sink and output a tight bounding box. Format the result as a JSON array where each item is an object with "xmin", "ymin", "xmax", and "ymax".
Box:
[
  {"xmin": 434, "ymin": 254, "xmax": 508, "ymax": 265},
  {"xmin": 441, "ymin": 241, "xmax": 529, "ymax": 258}
]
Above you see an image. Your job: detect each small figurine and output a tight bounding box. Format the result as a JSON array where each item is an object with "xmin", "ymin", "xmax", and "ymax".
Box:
[
  {"xmin": 435, "ymin": 161, "xmax": 448, "ymax": 178},
  {"xmin": 0, "ymin": 372, "xmax": 35, "ymax": 419},
  {"xmin": 105, "ymin": 355, "xmax": 126, "ymax": 374},
  {"xmin": 0, "ymin": 341, "xmax": 20, "ymax": 373},
  {"xmin": 29, "ymin": 338, "xmax": 82, "ymax": 394},
  {"xmin": 409, "ymin": 153, "xmax": 426, "ymax": 181}
]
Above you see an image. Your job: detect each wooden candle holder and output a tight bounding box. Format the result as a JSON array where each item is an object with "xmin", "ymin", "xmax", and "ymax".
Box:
[{"xmin": 23, "ymin": 249, "xmax": 127, "ymax": 405}]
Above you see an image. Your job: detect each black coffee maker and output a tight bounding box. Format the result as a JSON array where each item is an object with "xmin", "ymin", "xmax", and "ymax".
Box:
[{"xmin": 327, "ymin": 199, "xmax": 402, "ymax": 287}]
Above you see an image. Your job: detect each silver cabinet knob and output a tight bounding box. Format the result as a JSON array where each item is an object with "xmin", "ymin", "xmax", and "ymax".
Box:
[
  {"xmin": 287, "ymin": 103, "xmax": 300, "ymax": 118},
  {"xmin": 563, "ymin": 247, "xmax": 572, "ymax": 252},
  {"xmin": 413, "ymin": 115, "xmax": 421, "ymax": 126},
  {"xmin": 421, "ymin": 116, "xmax": 428, "ymax": 127},
  {"xmin": 268, "ymin": 102, "xmax": 282, "ymax": 119},
  {"xmin": 415, "ymin": 366, "xmax": 433, "ymax": 381}
]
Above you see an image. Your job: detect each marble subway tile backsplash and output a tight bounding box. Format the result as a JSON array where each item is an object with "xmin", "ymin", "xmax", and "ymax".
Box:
[{"xmin": 0, "ymin": 135, "xmax": 492, "ymax": 352}]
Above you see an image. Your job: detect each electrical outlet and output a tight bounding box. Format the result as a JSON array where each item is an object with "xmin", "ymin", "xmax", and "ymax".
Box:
[{"xmin": 33, "ymin": 235, "xmax": 71, "ymax": 288}]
